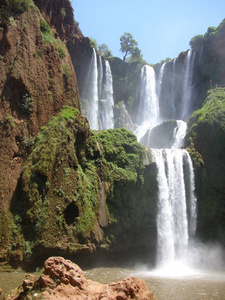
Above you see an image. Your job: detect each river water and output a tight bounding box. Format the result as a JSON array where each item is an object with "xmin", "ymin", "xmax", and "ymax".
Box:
[{"xmin": 1, "ymin": 267, "xmax": 225, "ymax": 300}]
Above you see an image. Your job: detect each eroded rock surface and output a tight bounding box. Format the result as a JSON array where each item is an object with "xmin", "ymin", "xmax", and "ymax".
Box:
[{"xmin": 6, "ymin": 256, "xmax": 156, "ymax": 300}]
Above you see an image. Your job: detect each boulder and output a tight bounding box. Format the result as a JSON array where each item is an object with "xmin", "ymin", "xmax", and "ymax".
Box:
[{"xmin": 5, "ymin": 256, "xmax": 156, "ymax": 300}]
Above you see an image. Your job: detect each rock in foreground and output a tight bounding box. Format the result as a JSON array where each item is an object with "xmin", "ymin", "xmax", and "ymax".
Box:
[{"xmin": 6, "ymin": 256, "xmax": 156, "ymax": 300}]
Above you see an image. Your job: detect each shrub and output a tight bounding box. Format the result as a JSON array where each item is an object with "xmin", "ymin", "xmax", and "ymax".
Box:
[
  {"xmin": 40, "ymin": 19, "xmax": 55, "ymax": 43},
  {"xmin": 57, "ymin": 46, "xmax": 66, "ymax": 59},
  {"xmin": 21, "ymin": 136, "xmax": 35, "ymax": 148},
  {"xmin": 61, "ymin": 8, "xmax": 66, "ymax": 19},
  {"xmin": 189, "ymin": 34, "xmax": 204, "ymax": 50},
  {"xmin": 18, "ymin": 93, "xmax": 34, "ymax": 114},
  {"xmin": 6, "ymin": 0, "xmax": 31, "ymax": 14},
  {"xmin": 40, "ymin": 19, "xmax": 50, "ymax": 34}
]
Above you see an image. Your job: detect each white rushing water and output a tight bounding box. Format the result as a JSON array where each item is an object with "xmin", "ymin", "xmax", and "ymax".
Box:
[
  {"xmin": 135, "ymin": 65, "xmax": 159, "ymax": 141},
  {"xmin": 171, "ymin": 120, "xmax": 187, "ymax": 149},
  {"xmin": 81, "ymin": 49, "xmax": 114, "ymax": 130},
  {"xmin": 156, "ymin": 62, "xmax": 166, "ymax": 104},
  {"xmin": 85, "ymin": 48, "xmax": 99, "ymax": 130},
  {"xmin": 153, "ymin": 149, "xmax": 193, "ymax": 267},
  {"xmin": 181, "ymin": 50, "xmax": 196, "ymax": 120},
  {"xmin": 171, "ymin": 58, "xmax": 177, "ymax": 118},
  {"xmin": 100, "ymin": 60, "xmax": 114, "ymax": 130}
]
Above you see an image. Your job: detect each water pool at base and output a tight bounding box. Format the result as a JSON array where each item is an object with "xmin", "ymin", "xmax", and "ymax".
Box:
[
  {"xmin": 85, "ymin": 267, "xmax": 225, "ymax": 300},
  {"xmin": 1, "ymin": 267, "xmax": 225, "ymax": 300}
]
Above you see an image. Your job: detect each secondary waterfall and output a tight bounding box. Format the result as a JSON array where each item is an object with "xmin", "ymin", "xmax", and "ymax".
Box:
[
  {"xmin": 171, "ymin": 58, "xmax": 177, "ymax": 118},
  {"xmin": 181, "ymin": 50, "xmax": 196, "ymax": 120},
  {"xmin": 156, "ymin": 62, "xmax": 166, "ymax": 104},
  {"xmin": 100, "ymin": 60, "xmax": 114, "ymax": 130},
  {"xmin": 81, "ymin": 49, "xmax": 114, "ymax": 130},
  {"xmin": 83, "ymin": 48, "xmax": 99, "ymax": 130},
  {"xmin": 135, "ymin": 65, "xmax": 159, "ymax": 141}
]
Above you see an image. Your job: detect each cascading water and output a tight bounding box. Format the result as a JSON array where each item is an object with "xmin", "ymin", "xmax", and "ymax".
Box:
[
  {"xmin": 81, "ymin": 49, "xmax": 114, "ymax": 130},
  {"xmin": 181, "ymin": 50, "xmax": 196, "ymax": 120},
  {"xmin": 171, "ymin": 120, "xmax": 187, "ymax": 149},
  {"xmin": 153, "ymin": 148, "xmax": 197, "ymax": 268},
  {"xmin": 98, "ymin": 55, "xmax": 103, "ymax": 100},
  {"xmin": 83, "ymin": 48, "xmax": 99, "ymax": 130},
  {"xmin": 100, "ymin": 60, "xmax": 114, "ymax": 130},
  {"xmin": 171, "ymin": 58, "xmax": 177, "ymax": 118},
  {"xmin": 156, "ymin": 62, "xmax": 166, "ymax": 104},
  {"xmin": 135, "ymin": 65, "xmax": 159, "ymax": 141}
]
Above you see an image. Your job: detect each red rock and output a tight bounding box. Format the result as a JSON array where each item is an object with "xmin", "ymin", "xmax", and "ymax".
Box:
[{"xmin": 5, "ymin": 256, "xmax": 156, "ymax": 300}]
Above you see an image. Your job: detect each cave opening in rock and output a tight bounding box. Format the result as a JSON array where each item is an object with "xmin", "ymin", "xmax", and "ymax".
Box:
[{"xmin": 64, "ymin": 202, "xmax": 79, "ymax": 225}]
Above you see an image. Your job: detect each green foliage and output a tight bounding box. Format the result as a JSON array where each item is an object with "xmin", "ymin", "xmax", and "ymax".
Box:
[
  {"xmin": 89, "ymin": 37, "xmax": 98, "ymax": 51},
  {"xmin": 40, "ymin": 19, "xmax": 55, "ymax": 43},
  {"xmin": 189, "ymin": 34, "xmax": 204, "ymax": 50},
  {"xmin": 120, "ymin": 32, "xmax": 138, "ymax": 62},
  {"xmin": 40, "ymin": 19, "xmax": 50, "ymax": 34},
  {"xmin": 18, "ymin": 93, "xmax": 33, "ymax": 114},
  {"xmin": 57, "ymin": 46, "xmax": 66, "ymax": 59},
  {"xmin": 127, "ymin": 46, "xmax": 143, "ymax": 63},
  {"xmin": 98, "ymin": 43, "xmax": 112, "ymax": 58},
  {"xmin": 61, "ymin": 7, "xmax": 66, "ymax": 19},
  {"xmin": 62, "ymin": 64, "xmax": 72, "ymax": 80},
  {"xmin": 6, "ymin": 0, "xmax": 31, "ymax": 14},
  {"xmin": 94, "ymin": 128, "xmax": 145, "ymax": 175},
  {"xmin": 160, "ymin": 57, "xmax": 173, "ymax": 63},
  {"xmin": 4, "ymin": 116, "xmax": 15, "ymax": 128},
  {"xmin": 186, "ymin": 87, "xmax": 225, "ymax": 241},
  {"xmin": 190, "ymin": 19, "xmax": 225, "ymax": 52}
]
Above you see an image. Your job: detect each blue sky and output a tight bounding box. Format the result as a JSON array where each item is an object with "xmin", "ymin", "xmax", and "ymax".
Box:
[{"xmin": 71, "ymin": 0, "xmax": 225, "ymax": 64}]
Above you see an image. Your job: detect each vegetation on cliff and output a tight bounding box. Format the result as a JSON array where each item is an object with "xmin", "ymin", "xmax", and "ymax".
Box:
[
  {"xmin": 0, "ymin": 0, "xmax": 81, "ymax": 268},
  {"xmin": 186, "ymin": 87, "xmax": 225, "ymax": 244},
  {"xmin": 5, "ymin": 107, "xmax": 157, "ymax": 268}
]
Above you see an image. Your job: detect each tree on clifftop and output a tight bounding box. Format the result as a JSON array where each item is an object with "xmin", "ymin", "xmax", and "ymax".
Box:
[{"xmin": 120, "ymin": 32, "xmax": 138, "ymax": 62}]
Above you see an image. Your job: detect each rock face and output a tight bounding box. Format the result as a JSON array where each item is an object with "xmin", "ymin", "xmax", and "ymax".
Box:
[
  {"xmin": 7, "ymin": 107, "xmax": 157, "ymax": 268},
  {"xmin": 0, "ymin": 0, "xmax": 80, "ymax": 267},
  {"xmin": 6, "ymin": 256, "xmax": 156, "ymax": 300},
  {"xmin": 185, "ymin": 87, "xmax": 225, "ymax": 245}
]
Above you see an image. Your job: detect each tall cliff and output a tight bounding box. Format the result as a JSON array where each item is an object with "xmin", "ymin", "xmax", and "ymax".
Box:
[
  {"xmin": 0, "ymin": 0, "xmax": 81, "ymax": 267},
  {"xmin": 185, "ymin": 87, "xmax": 225, "ymax": 244}
]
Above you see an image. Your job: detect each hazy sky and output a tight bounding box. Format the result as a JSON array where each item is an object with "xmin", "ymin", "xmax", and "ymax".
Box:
[{"xmin": 71, "ymin": 0, "xmax": 225, "ymax": 64}]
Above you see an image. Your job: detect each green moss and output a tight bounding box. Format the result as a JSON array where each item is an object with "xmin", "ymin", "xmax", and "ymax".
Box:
[
  {"xmin": 9, "ymin": 108, "xmax": 158, "ymax": 265},
  {"xmin": 6, "ymin": 0, "xmax": 31, "ymax": 14},
  {"xmin": 186, "ymin": 87, "xmax": 225, "ymax": 243}
]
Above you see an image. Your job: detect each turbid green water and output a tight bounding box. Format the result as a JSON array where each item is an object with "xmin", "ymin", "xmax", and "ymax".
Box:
[{"xmin": 1, "ymin": 268, "xmax": 225, "ymax": 300}]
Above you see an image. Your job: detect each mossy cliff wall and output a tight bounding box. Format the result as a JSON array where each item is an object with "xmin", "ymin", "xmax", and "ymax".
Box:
[
  {"xmin": 0, "ymin": 0, "xmax": 80, "ymax": 267},
  {"xmin": 5, "ymin": 107, "xmax": 157, "ymax": 269},
  {"xmin": 185, "ymin": 87, "xmax": 225, "ymax": 245}
]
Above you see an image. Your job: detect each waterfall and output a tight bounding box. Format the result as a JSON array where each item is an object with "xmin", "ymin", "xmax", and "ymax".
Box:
[
  {"xmin": 100, "ymin": 60, "xmax": 114, "ymax": 130},
  {"xmin": 183, "ymin": 151, "xmax": 197, "ymax": 237},
  {"xmin": 135, "ymin": 65, "xmax": 159, "ymax": 141},
  {"xmin": 153, "ymin": 148, "xmax": 197, "ymax": 267},
  {"xmin": 82, "ymin": 48, "xmax": 99, "ymax": 130},
  {"xmin": 171, "ymin": 120, "xmax": 187, "ymax": 149},
  {"xmin": 98, "ymin": 55, "xmax": 104, "ymax": 100},
  {"xmin": 181, "ymin": 50, "xmax": 196, "ymax": 120},
  {"xmin": 171, "ymin": 58, "xmax": 177, "ymax": 118},
  {"xmin": 81, "ymin": 49, "xmax": 114, "ymax": 130},
  {"xmin": 156, "ymin": 62, "xmax": 166, "ymax": 103}
]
